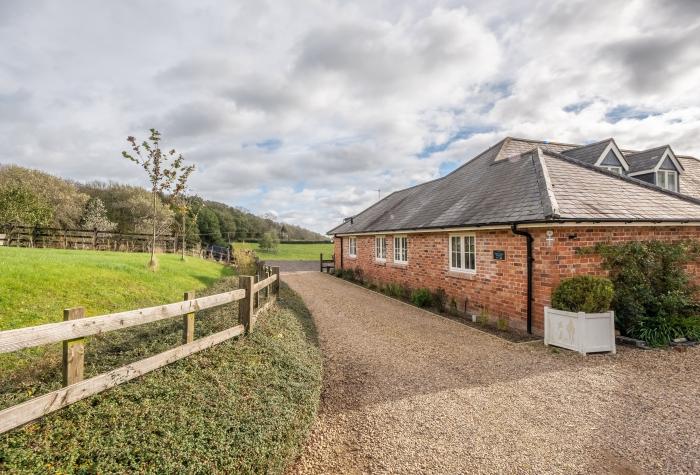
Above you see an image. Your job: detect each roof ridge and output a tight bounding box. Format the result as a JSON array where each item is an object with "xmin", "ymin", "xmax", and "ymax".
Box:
[
  {"xmin": 625, "ymin": 144, "xmax": 670, "ymax": 156},
  {"xmin": 561, "ymin": 137, "xmax": 613, "ymax": 152},
  {"xmin": 531, "ymin": 147, "xmax": 560, "ymax": 218},
  {"xmin": 542, "ymin": 149, "xmax": 700, "ymax": 207},
  {"xmin": 506, "ymin": 136, "xmax": 581, "ymax": 148}
]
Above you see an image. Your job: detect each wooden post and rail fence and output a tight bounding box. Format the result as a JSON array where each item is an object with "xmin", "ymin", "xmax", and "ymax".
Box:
[{"xmin": 0, "ymin": 265, "xmax": 281, "ymax": 435}]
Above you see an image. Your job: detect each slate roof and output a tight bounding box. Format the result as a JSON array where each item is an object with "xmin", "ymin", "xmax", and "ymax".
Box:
[
  {"xmin": 329, "ymin": 137, "xmax": 700, "ymax": 235},
  {"xmin": 560, "ymin": 139, "xmax": 613, "ymax": 165},
  {"xmin": 678, "ymin": 156, "xmax": 700, "ymax": 199},
  {"xmin": 623, "ymin": 145, "xmax": 673, "ymax": 173}
]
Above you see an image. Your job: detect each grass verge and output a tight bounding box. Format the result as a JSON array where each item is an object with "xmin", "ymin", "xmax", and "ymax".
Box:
[
  {"xmin": 0, "ymin": 247, "xmax": 234, "ymax": 330},
  {"xmin": 234, "ymin": 242, "xmax": 333, "ymax": 261},
  {"xmin": 0, "ymin": 279, "xmax": 322, "ymax": 474}
]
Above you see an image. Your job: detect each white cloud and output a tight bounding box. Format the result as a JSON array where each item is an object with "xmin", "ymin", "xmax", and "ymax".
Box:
[{"xmin": 1, "ymin": 0, "xmax": 700, "ymax": 234}]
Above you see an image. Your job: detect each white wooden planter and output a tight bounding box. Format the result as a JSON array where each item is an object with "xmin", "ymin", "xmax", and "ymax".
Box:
[{"xmin": 544, "ymin": 307, "xmax": 616, "ymax": 355}]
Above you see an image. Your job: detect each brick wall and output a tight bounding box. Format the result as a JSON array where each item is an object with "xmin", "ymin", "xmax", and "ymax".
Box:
[{"xmin": 334, "ymin": 226, "xmax": 700, "ymax": 335}]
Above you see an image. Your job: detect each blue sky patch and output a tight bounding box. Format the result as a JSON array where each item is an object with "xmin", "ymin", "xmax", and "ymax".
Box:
[
  {"xmin": 563, "ymin": 100, "xmax": 592, "ymax": 114},
  {"xmin": 255, "ymin": 138, "xmax": 283, "ymax": 151},
  {"xmin": 605, "ymin": 105, "xmax": 661, "ymax": 124},
  {"xmin": 418, "ymin": 125, "xmax": 497, "ymax": 158}
]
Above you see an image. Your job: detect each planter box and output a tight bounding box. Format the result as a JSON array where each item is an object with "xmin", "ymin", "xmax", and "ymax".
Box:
[{"xmin": 544, "ymin": 307, "xmax": 616, "ymax": 355}]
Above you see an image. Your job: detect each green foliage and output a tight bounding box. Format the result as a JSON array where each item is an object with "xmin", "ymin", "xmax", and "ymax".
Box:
[
  {"xmin": 551, "ymin": 275, "xmax": 614, "ymax": 313},
  {"xmin": 496, "ymin": 317, "xmax": 508, "ymax": 331},
  {"xmin": 0, "ymin": 247, "xmax": 233, "ymax": 333},
  {"xmin": 0, "ymin": 184, "xmax": 53, "ymax": 227},
  {"xmin": 198, "ymin": 207, "xmax": 225, "ymax": 246},
  {"xmin": 384, "ymin": 282, "xmax": 407, "ymax": 299},
  {"xmin": 233, "ymin": 248, "xmax": 257, "ymax": 276},
  {"xmin": 478, "ymin": 308, "xmax": 490, "ymax": 325},
  {"xmin": 259, "ymin": 231, "xmax": 280, "ymax": 252},
  {"xmin": 353, "ymin": 267, "xmax": 364, "ymax": 284},
  {"xmin": 449, "ymin": 298, "xmax": 459, "ymax": 316},
  {"xmin": 0, "ymin": 282, "xmax": 322, "ymax": 474},
  {"xmin": 628, "ymin": 316, "xmax": 700, "ymax": 346},
  {"xmin": 586, "ymin": 240, "xmax": 700, "ymax": 337},
  {"xmin": 432, "ymin": 288, "xmax": 447, "ymax": 312},
  {"xmin": 80, "ymin": 197, "xmax": 117, "ymax": 231},
  {"xmin": 410, "ymin": 288, "xmax": 432, "ymax": 308},
  {"xmin": 0, "ymin": 164, "xmax": 89, "ymax": 228}
]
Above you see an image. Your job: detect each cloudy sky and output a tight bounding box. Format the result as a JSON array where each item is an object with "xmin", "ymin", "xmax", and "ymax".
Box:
[{"xmin": 1, "ymin": 0, "xmax": 699, "ymax": 233}]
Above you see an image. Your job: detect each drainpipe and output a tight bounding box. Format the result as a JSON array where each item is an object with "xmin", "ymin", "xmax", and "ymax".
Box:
[{"xmin": 511, "ymin": 224, "xmax": 534, "ymax": 334}]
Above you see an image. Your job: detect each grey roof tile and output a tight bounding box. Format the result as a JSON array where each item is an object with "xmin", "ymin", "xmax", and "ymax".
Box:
[
  {"xmin": 623, "ymin": 146, "xmax": 669, "ymax": 173},
  {"xmin": 560, "ymin": 139, "xmax": 613, "ymax": 165},
  {"xmin": 329, "ymin": 138, "xmax": 700, "ymax": 235}
]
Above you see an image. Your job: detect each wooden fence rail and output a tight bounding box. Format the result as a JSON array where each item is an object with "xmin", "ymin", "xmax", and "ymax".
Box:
[{"xmin": 0, "ymin": 265, "xmax": 280, "ymax": 435}]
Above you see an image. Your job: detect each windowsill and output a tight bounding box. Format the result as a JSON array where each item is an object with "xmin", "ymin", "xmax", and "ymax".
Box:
[
  {"xmin": 447, "ymin": 270, "xmax": 476, "ymax": 280},
  {"xmin": 348, "ymin": 255, "xmax": 357, "ymax": 260},
  {"xmin": 374, "ymin": 259, "xmax": 387, "ymax": 266},
  {"xmin": 391, "ymin": 262, "xmax": 408, "ymax": 268}
]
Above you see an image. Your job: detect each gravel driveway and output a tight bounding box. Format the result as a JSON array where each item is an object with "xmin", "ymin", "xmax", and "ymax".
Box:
[{"xmin": 284, "ymin": 272, "xmax": 700, "ymax": 475}]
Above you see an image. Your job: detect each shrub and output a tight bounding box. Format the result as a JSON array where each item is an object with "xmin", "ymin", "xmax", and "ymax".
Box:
[
  {"xmin": 449, "ymin": 298, "xmax": 459, "ymax": 316},
  {"xmin": 233, "ymin": 248, "xmax": 257, "ymax": 275},
  {"xmin": 410, "ymin": 288, "xmax": 432, "ymax": 307},
  {"xmin": 496, "ymin": 317, "xmax": 508, "ymax": 331},
  {"xmin": 627, "ymin": 314, "xmax": 700, "ymax": 348},
  {"xmin": 551, "ymin": 275, "xmax": 614, "ymax": 313},
  {"xmin": 478, "ymin": 308, "xmax": 489, "ymax": 325},
  {"xmin": 583, "ymin": 240, "xmax": 700, "ymax": 335},
  {"xmin": 385, "ymin": 282, "xmax": 406, "ymax": 298},
  {"xmin": 353, "ymin": 267, "xmax": 364, "ymax": 284},
  {"xmin": 432, "ymin": 288, "xmax": 447, "ymax": 312},
  {"xmin": 259, "ymin": 231, "xmax": 280, "ymax": 253}
]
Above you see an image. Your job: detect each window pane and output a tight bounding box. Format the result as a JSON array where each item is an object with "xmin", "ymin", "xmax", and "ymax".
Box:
[
  {"xmin": 669, "ymin": 172, "xmax": 677, "ymax": 192},
  {"xmin": 658, "ymin": 171, "xmax": 666, "ymax": 188},
  {"xmin": 466, "ymin": 236, "xmax": 475, "ymax": 270},
  {"xmin": 451, "ymin": 236, "xmax": 461, "ymax": 268}
]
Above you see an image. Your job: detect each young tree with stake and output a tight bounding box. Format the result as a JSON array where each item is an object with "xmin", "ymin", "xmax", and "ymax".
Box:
[{"xmin": 122, "ymin": 129, "xmax": 194, "ymax": 270}]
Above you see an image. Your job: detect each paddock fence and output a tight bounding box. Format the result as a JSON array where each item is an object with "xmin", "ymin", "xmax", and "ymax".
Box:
[{"xmin": 0, "ymin": 265, "xmax": 280, "ymax": 435}]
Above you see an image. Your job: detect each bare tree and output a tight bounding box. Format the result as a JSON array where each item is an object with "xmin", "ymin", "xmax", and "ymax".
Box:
[{"xmin": 122, "ymin": 129, "xmax": 194, "ymax": 270}]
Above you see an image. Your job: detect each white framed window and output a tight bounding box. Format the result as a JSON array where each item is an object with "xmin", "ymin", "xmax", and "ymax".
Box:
[
  {"xmin": 657, "ymin": 170, "xmax": 678, "ymax": 192},
  {"xmin": 449, "ymin": 234, "xmax": 476, "ymax": 272},
  {"xmin": 393, "ymin": 236, "xmax": 408, "ymax": 263},
  {"xmin": 375, "ymin": 236, "xmax": 387, "ymax": 261},
  {"xmin": 348, "ymin": 237, "xmax": 357, "ymax": 257},
  {"xmin": 601, "ymin": 165, "xmax": 622, "ymax": 175}
]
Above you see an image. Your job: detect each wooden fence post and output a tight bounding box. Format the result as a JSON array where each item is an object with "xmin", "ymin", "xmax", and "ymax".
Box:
[
  {"xmin": 239, "ymin": 276, "xmax": 255, "ymax": 334},
  {"xmin": 183, "ymin": 291, "xmax": 195, "ymax": 344},
  {"xmin": 320, "ymin": 253, "xmax": 323, "ymax": 272},
  {"xmin": 272, "ymin": 266, "xmax": 280, "ymax": 298},
  {"xmin": 62, "ymin": 307, "xmax": 86, "ymax": 386},
  {"xmin": 254, "ymin": 274, "xmax": 260, "ymax": 310}
]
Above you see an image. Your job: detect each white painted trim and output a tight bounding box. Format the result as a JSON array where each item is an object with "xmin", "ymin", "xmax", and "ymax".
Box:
[
  {"xmin": 392, "ymin": 235, "xmax": 408, "ymax": 264},
  {"xmin": 594, "ymin": 141, "xmax": 629, "ymax": 171},
  {"xmin": 374, "ymin": 235, "xmax": 387, "ymax": 262},
  {"xmin": 348, "ymin": 236, "xmax": 357, "ymax": 258},
  {"xmin": 448, "ymin": 233, "xmax": 476, "ymax": 273},
  {"xmin": 628, "ymin": 147, "xmax": 683, "ymax": 177}
]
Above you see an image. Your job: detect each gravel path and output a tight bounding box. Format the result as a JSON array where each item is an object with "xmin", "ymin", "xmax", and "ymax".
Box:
[{"xmin": 284, "ymin": 272, "xmax": 700, "ymax": 475}]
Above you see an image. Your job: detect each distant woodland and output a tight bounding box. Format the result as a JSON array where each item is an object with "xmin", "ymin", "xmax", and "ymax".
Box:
[{"xmin": 0, "ymin": 164, "xmax": 327, "ymax": 246}]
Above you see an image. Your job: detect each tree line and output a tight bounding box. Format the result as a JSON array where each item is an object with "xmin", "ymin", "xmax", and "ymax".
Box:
[{"xmin": 0, "ymin": 164, "xmax": 327, "ymax": 247}]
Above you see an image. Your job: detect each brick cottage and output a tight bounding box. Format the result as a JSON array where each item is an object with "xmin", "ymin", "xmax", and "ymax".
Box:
[{"xmin": 328, "ymin": 137, "xmax": 700, "ymax": 335}]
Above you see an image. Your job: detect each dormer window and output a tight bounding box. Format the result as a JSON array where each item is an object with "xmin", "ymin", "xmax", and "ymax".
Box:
[
  {"xmin": 657, "ymin": 170, "xmax": 678, "ymax": 192},
  {"xmin": 601, "ymin": 165, "xmax": 623, "ymax": 175}
]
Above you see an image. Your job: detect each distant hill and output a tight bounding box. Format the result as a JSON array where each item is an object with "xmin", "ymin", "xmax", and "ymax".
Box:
[{"xmin": 0, "ymin": 164, "xmax": 328, "ymax": 246}]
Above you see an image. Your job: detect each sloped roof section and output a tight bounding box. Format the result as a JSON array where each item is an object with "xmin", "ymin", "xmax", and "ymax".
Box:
[
  {"xmin": 678, "ymin": 156, "xmax": 700, "ymax": 199},
  {"xmin": 624, "ymin": 145, "xmax": 672, "ymax": 173},
  {"xmin": 560, "ymin": 139, "xmax": 613, "ymax": 165},
  {"xmin": 329, "ymin": 137, "xmax": 700, "ymax": 235},
  {"xmin": 541, "ymin": 150, "xmax": 700, "ymax": 221}
]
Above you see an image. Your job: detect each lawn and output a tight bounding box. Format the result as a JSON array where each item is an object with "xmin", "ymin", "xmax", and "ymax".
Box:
[
  {"xmin": 0, "ymin": 280, "xmax": 323, "ymax": 474},
  {"xmin": 234, "ymin": 241, "xmax": 333, "ymax": 261},
  {"xmin": 0, "ymin": 247, "xmax": 234, "ymax": 331}
]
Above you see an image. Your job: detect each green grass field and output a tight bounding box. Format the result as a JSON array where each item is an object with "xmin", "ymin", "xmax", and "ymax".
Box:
[
  {"xmin": 234, "ymin": 241, "xmax": 333, "ymax": 261},
  {"xmin": 0, "ymin": 247, "xmax": 234, "ymax": 331}
]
